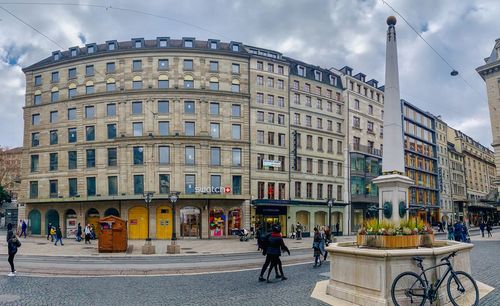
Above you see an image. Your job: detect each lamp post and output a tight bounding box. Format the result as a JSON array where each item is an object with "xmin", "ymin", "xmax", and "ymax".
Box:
[
  {"xmin": 167, "ymin": 191, "xmax": 181, "ymax": 254},
  {"xmin": 143, "ymin": 191, "xmax": 154, "ymax": 241},
  {"xmin": 327, "ymin": 198, "xmax": 335, "ymax": 232}
]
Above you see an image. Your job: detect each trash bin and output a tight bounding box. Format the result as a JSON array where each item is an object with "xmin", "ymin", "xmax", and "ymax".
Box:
[{"xmin": 98, "ymin": 215, "xmax": 127, "ymax": 253}]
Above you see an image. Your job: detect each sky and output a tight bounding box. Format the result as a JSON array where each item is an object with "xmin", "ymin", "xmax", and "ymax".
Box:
[{"xmin": 0, "ymin": 0, "xmax": 498, "ymax": 149}]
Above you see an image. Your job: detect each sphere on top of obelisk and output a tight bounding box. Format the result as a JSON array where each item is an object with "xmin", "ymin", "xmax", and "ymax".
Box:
[{"xmin": 387, "ymin": 16, "xmax": 397, "ymax": 26}]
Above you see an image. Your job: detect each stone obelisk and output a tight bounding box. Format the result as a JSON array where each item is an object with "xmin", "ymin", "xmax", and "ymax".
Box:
[{"xmin": 372, "ymin": 16, "xmax": 414, "ymax": 224}]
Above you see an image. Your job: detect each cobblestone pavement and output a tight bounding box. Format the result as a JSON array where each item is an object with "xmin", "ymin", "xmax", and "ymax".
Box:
[
  {"xmin": 470, "ymin": 239, "xmax": 500, "ymax": 305},
  {"xmin": 0, "ymin": 262, "xmax": 330, "ymax": 306}
]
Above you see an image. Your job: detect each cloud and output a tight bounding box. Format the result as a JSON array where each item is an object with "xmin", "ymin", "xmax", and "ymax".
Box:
[{"xmin": 0, "ymin": 0, "xmax": 498, "ymax": 149}]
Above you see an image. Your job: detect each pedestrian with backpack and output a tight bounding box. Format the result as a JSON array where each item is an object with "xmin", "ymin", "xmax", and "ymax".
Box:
[
  {"xmin": 54, "ymin": 226, "xmax": 64, "ymax": 246},
  {"xmin": 6, "ymin": 223, "xmax": 21, "ymax": 276}
]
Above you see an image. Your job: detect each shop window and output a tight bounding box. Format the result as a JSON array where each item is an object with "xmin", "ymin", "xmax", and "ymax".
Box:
[
  {"xmin": 228, "ymin": 209, "xmax": 242, "ymax": 234},
  {"xmin": 209, "ymin": 208, "xmax": 225, "ymax": 237}
]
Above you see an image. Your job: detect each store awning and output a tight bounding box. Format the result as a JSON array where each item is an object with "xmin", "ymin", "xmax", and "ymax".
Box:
[
  {"xmin": 251, "ymin": 199, "xmax": 348, "ymax": 207},
  {"xmin": 467, "ymin": 203, "xmax": 496, "ymax": 209}
]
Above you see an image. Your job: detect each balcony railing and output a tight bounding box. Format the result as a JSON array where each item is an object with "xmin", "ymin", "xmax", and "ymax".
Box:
[{"xmin": 351, "ymin": 143, "xmax": 382, "ymax": 157}]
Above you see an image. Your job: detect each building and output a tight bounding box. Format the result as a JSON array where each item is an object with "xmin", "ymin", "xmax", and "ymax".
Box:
[
  {"xmin": 447, "ymin": 142, "xmax": 467, "ymax": 222},
  {"xmin": 20, "ymin": 38, "xmax": 252, "ymax": 239},
  {"xmin": 336, "ymin": 66, "xmax": 384, "ymax": 232},
  {"xmin": 402, "ymin": 100, "xmax": 440, "ymax": 222},
  {"xmin": 0, "ymin": 147, "xmax": 22, "ymax": 201},
  {"xmin": 20, "ymin": 37, "xmax": 349, "ymax": 239},
  {"xmin": 285, "ymin": 58, "xmax": 346, "ymax": 236},
  {"xmin": 435, "ymin": 117, "xmax": 452, "ymax": 223},
  {"xmin": 447, "ymin": 127, "xmax": 496, "ymax": 225}
]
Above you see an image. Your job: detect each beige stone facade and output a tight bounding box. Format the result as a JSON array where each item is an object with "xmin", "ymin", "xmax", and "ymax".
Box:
[
  {"xmin": 0, "ymin": 147, "xmax": 22, "ymax": 200},
  {"xmin": 435, "ymin": 117, "xmax": 452, "ymax": 220}
]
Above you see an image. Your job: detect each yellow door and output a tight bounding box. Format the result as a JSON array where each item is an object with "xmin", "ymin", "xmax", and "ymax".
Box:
[
  {"xmin": 87, "ymin": 216, "xmax": 100, "ymax": 238},
  {"xmin": 156, "ymin": 206, "xmax": 172, "ymax": 239},
  {"xmin": 128, "ymin": 206, "xmax": 148, "ymax": 239}
]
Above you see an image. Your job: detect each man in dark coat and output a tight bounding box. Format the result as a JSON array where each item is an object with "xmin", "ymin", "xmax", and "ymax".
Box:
[{"xmin": 265, "ymin": 225, "xmax": 290, "ymax": 283}]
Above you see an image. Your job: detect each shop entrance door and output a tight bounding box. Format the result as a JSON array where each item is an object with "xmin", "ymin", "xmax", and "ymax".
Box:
[
  {"xmin": 128, "ymin": 206, "xmax": 148, "ymax": 239},
  {"xmin": 28, "ymin": 210, "xmax": 41, "ymax": 235},
  {"xmin": 180, "ymin": 207, "xmax": 200, "ymax": 238},
  {"xmin": 156, "ymin": 206, "xmax": 172, "ymax": 239}
]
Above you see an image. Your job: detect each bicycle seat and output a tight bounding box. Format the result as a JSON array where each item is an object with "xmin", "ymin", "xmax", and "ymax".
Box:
[{"xmin": 412, "ymin": 256, "xmax": 424, "ymax": 262}]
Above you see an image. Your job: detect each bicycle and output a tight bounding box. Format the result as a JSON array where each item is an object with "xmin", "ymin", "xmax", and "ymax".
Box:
[{"xmin": 391, "ymin": 251, "xmax": 479, "ymax": 306}]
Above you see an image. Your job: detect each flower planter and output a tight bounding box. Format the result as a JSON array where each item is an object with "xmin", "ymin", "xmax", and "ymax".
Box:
[
  {"xmin": 420, "ymin": 233, "xmax": 435, "ymax": 247},
  {"xmin": 357, "ymin": 234, "xmax": 419, "ymax": 249}
]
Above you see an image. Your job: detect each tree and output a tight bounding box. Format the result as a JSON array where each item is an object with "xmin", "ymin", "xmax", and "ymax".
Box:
[{"xmin": 0, "ymin": 185, "xmax": 11, "ymax": 206}]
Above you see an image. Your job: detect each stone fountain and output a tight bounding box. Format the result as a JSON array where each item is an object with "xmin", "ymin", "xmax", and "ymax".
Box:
[{"xmin": 311, "ymin": 16, "xmax": 490, "ymax": 306}]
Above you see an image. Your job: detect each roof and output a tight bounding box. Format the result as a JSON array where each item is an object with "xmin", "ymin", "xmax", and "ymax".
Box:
[{"xmin": 284, "ymin": 56, "xmax": 343, "ymax": 89}]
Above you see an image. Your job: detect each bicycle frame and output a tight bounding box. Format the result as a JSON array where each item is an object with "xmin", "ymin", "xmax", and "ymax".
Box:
[{"xmin": 415, "ymin": 260, "xmax": 458, "ymax": 301}]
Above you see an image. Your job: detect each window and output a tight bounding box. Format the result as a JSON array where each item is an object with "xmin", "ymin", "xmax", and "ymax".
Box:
[
  {"xmin": 210, "ymin": 41, "xmax": 218, "ymax": 49},
  {"xmin": 132, "ymin": 60, "xmax": 142, "ymax": 71},
  {"xmin": 159, "ymin": 146, "xmax": 170, "ymax": 164},
  {"xmin": 209, "ymin": 61, "xmax": 218, "ymax": 72},
  {"xmin": 268, "ymin": 132, "xmax": 275, "ymax": 145},
  {"xmin": 257, "ymin": 75, "xmax": 264, "ymax": 85},
  {"xmin": 158, "ymin": 59, "xmax": 169, "ymax": 70},
  {"xmin": 306, "ymin": 183, "xmax": 313, "ymax": 199},
  {"xmin": 257, "ymin": 130, "xmax": 264, "ymax": 144},
  {"xmin": 34, "ymin": 94, "xmax": 41, "ymax": 105},
  {"xmin": 134, "ymin": 40, "xmax": 142, "ymax": 48},
  {"xmin": 327, "ymin": 120, "xmax": 333, "ymax": 131},
  {"xmin": 328, "ymin": 161, "xmax": 334, "ymax": 175},
  {"xmin": 257, "ymin": 111, "xmax": 264, "ymax": 122},
  {"xmin": 34, "ymin": 75, "xmax": 42, "ymax": 86},
  {"xmin": 107, "ymin": 124, "xmax": 116, "ymax": 139},
  {"xmin": 232, "ymin": 124, "xmax": 241, "ymax": 140},
  {"xmin": 317, "ymin": 118, "xmax": 323, "ymax": 129},
  {"xmin": 307, "ymin": 135, "xmax": 313, "ymax": 150},
  {"xmin": 337, "ymin": 162, "xmax": 343, "ymax": 176},
  {"xmin": 367, "ymin": 121, "xmax": 374, "ymax": 132},
  {"xmin": 108, "ymin": 42, "xmax": 116, "ymax": 51},
  {"xmin": 278, "ymin": 133, "xmax": 285, "ymax": 147},
  {"xmin": 306, "ymin": 96, "xmax": 311, "ymax": 106},
  {"xmin": 267, "ymin": 95, "xmax": 274, "ymax": 105},
  {"xmin": 132, "ymin": 101, "xmax": 142, "ymax": 114},
  {"xmin": 232, "ymin": 63, "xmax": 240, "ymax": 74},
  {"xmin": 159, "ymin": 121, "xmax": 169, "ymax": 136},
  {"xmin": 48, "ymin": 153, "xmax": 58, "ymax": 171},
  {"xmin": 185, "ymin": 175, "xmax": 195, "ymax": 194},
  {"xmin": 85, "ymin": 106, "xmax": 95, "ymax": 119},
  {"xmin": 337, "ymin": 141, "xmax": 343, "ymax": 154},
  {"xmin": 51, "ymin": 71, "xmax": 59, "ymax": 82},
  {"xmin": 68, "ymin": 128, "xmax": 77, "ymax": 143},
  {"xmin": 210, "ymin": 102, "xmax": 219, "ymax": 115},
  {"xmin": 257, "ymin": 154, "xmax": 264, "ymax": 170},
  {"xmin": 328, "ymin": 139, "xmax": 333, "ymax": 153},
  {"xmin": 107, "ymin": 103, "xmax": 116, "ymax": 117},
  {"xmin": 158, "ymin": 101, "xmax": 169, "ymax": 113},
  {"xmin": 277, "ymin": 79, "xmax": 284, "ymax": 90},
  {"xmin": 298, "ymin": 66, "xmax": 305, "ymax": 76},
  {"xmin": 267, "ymin": 77, "xmax": 274, "ymax": 88},
  {"xmin": 85, "ymin": 83, "xmax": 94, "ymax": 94},
  {"xmin": 231, "ymin": 80, "xmax": 240, "ymax": 92},
  {"xmin": 354, "ymin": 99, "xmax": 360, "ymax": 110},
  {"xmin": 353, "ymin": 116, "xmax": 361, "ymax": 128},
  {"xmin": 277, "ymin": 96, "xmax": 285, "ymax": 107},
  {"xmin": 86, "ymin": 149, "xmax": 95, "ymax": 168},
  {"xmin": 306, "ymin": 115, "xmax": 312, "ymax": 127},
  {"xmin": 304, "ymin": 83, "xmax": 310, "ymax": 92},
  {"xmin": 368, "ymin": 105, "xmax": 373, "ymax": 115},
  {"xmin": 185, "ymin": 146, "xmax": 195, "ymax": 165},
  {"xmin": 68, "ymin": 87, "xmax": 77, "ymax": 98},
  {"xmin": 315, "ymin": 70, "xmax": 322, "ymax": 81},
  {"xmin": 68, "ymin": 68, "xmax": 77, "ymax": 79},
  {"xmin": 296, "ymin": 133, "xmax": 302, "ymax": 148},
  {"xmin": 50, "ymin": 111, "xmax": 58, "ymax": 123},
  {"xmin": 257, "ymin": 93, "xmax": 264, "ymax": 103},
  {"xmin": 316, "ymin": 86, "xmax": 322, "ymax": 95},
  {"xmin": 30, "ymin": 181, "xmax": 38, "ymax": 199},
  {"xmin": 106, "ymin": 80, "xmax": 116, "ymax": 92},
  {"xmin": 158, "ymin": 78, "xmax": 169, "ymax": 89},
  {"xmin": 86, "ymin": 126, "xmax": 95, "ymax": 141},
  {"xmin": 68, "ymin": 151, "xmax": 78, "ymax": 170},
  {"xmin": 49, "ymin": 180, "xmax": 58, "ymax": 198},
  {"xmin": 108, "ymin": 148, "xmax": 117, "ymax": 167},
  {"xmin": 185, "ymin": 122, "xmax": 195, "ymax": 136},
  {"xmin": 133, "ymin": 147, "xmax": 144, "ymax": 165},
  {"xmin": 51, "ymin": 90, "xmax": 59, "ymax": 102},
  {"xmin": 232, "ymin": 176, "xmax": 242, "ymax": 195},
  {"xmin": 278, "ymin": 114, "xmax": 285, "ymax": 125},
  {"xmin": 133, "ymin": 122, "xmax": 143, "ymax": 136},
  {"xmin": 317, "ymin": 99, "xmax": 323, "ymax": 110},
  {"xmin": 336, "ymin": 103, "xmax": 342, "ymax": 115},
  {"xmin": 133, "ymin": 175, "xmax": 144, "ymax": 195},
  {"xmin": 257, "ymin": 61, "xmax": 263, "ymax": 70},
  {"xmin": 268, "ymin": 113, "xmax": 274, "ymax": 123},
  {"xmin": 30, "ymin": 155, "xmax": 39, "ymax": 172},
  {"xmin": 84, "ymin": 65, "xmax": 94, "ymax": 76},
  {"xmin": 231, "ymin": 44, "xmax": 240, "ymax": 51},
  {"xmin": 184, "ymin": 40, "xmax": 194, "ymax": 48},
  {"xmin": 318, "ymin": 137, "xmax": 323, "ymax": 151},
  {"xmin": 159, "ymin": 174, "xmax": 170, "ymax": 194},
  {"xmin": 106, "ymin": 62, "xmax": 115, "ymax": 73},
  {"xmin": 232, "ymin": 148, "xmax": 242, "ymax": 166},
  {"xmin": 295, "ymin": 182, "xmax": 301, "ymax": 198},
  {"xmin": 133, "ymin": 78, "xmax": 143, "ymax": 89},
  {"xmin": 108, "ymin": 176, "xmax": 118, "ymax": 196},
  {"xmin": 210, "ymin": 123, "xmax": 220, "ymax": 138},
  {"xmin": 318, "ymin": 160, "xmax": 324, "ymax": 174},
  {"xmin": 50, "ymin": 130, "xmax": 58, "ymax": 145},
  {"xmin": 184, "ymin": 101, "xmax": 195, "ymax": 113},
  {"xmin": 337, "ymin": 185, "xmax": 343, "ymax": 201},
  {"xmin": 267, "ymin": 182, "xmax": 275, "ymax": 199},
  {"xmin": 327, "ymin": 184, "xmax": 333, "ymax": 199},
  {"xmin": 68, "ymin": 178, "xmax": 78, "ymax": 197},
  {"xmin": 317, "ymin": 184, "xmax": 323, "ymax": 199},
  {"xmin": 183, "ymin": 59, "xmax": 193, "ymax": 70},
  {"xmin": 211, "ymin": 147, "xmax": 221, "ymax": 166},
  {"xmin": 231, "ymin": 104, "xmax": 241, "ymax": 117},
  {"xmin": 337, "ymin": 122, "xmax": 342, "ymax": 133}
]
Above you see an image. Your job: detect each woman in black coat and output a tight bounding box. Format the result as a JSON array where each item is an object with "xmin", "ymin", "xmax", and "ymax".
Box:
[{"xmin": 6, "ymin": 223, "xmax": 20, "ymax": 276}]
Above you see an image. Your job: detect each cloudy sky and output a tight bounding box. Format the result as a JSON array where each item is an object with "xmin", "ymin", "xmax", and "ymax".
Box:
[{"xmin": 0, "ymin": 0, "xmax": 498, "ymax": 148}]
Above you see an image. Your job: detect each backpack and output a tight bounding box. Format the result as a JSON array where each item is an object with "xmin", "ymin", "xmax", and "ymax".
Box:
[
  {"xmin": 9, "ymin": 237, "xmax": 20, "ymax": 253},
  {"xmin": 260, "ymin": 234, "xmax": 270, "ymax": 256}
]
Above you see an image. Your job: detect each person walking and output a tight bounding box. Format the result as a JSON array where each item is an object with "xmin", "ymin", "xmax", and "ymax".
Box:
[
  {"xmin": 479, "ymin": 221, "xmax": 486, "ymax": 238},
  {"xmin": 453, "ymin": 221, "xmax": 463, "ymax": 242},
  {"xmin": 20, "ymin": 220, "xmax": 27, "ymax": 238},
  {"xmin": 265, "ymin": 225, "xmax": 290, "ymax": 283},
  {"xmin": 50, "ymin": 226, "xmax": 56, "ymax": 242},
  {"xmin": 319, "ymin": 226, "xmax": 327, "ymax": 261},
  {"xmin": 46, "ymin": 222, "xmax": 52, "ymax": 240},
  {"xmin": 76, "ymin": 223, "xmax": 83, "ymax": 242},
  {"xmin": 323, "ymin": 226, "xmax": 331, "ymax": 261},
  {"xmin": 6, "ymin": 223, "xmax": 21, "ymax": 276},
  {"xmin": 296, "ymin": 222, "xmax": 302, "ymax": 240},
  {"xmin": 335, "ymin": 222, "xmax": 340, "ymax": 236},
  {"xmin": 447, "ymin": 224, "xmax": 454, "ymax": 240},
  {"xmin": 84, "ymin": 224, "xmax": 91, "ymax": 244},
  {"xmin": 486, "ymin": 222, "xmax": 492, "ymax": 238},
  {"xmin": 462, "ymin": 223, "xmax": 469, "ymax": 242},
  {"xmin": 258, "ymin": 231, "xmax": 279, "ymax": 281},
  {"xmin": 313, "ymin": 227, "xmax": 323, "ymax": 267},
  {"xmin": 54, "ymin": 226, "xmax": 64, "ymax": 246}
]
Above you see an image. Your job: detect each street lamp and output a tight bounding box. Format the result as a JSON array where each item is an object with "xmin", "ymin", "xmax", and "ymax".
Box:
[
  {"xmin": 167, "ymin": 191, "xmax": 181, "ymax": 254},
  {"xmin": 143, "ymin": 191, "xmax": 154, "ymax": 241},
  {"xmin": 327, "ymin": 198, "xmax": 335, "ymax": 233}
]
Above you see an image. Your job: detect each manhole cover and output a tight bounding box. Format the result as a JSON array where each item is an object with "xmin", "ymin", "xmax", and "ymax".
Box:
[
  {"xmin": 181, "ymin": 248, "xmax": 192, "ymax": 250},
  {"xmin": 0, "ymin": 295, "xmax": 21, "ymax": 303},
  {"xmin": 185, "ymin": 251, "xmax": 198, "ymax": 254}
]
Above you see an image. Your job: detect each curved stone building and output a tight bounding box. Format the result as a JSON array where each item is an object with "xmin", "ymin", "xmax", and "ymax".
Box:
[{"xmin": 19, "ymin": 37, "xmax": 346, "ymax": 239}]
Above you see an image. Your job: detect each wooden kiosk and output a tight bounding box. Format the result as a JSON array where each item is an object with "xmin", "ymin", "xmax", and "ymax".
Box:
[{"xmin": 98, "ymin": 215, "xmax": 127, "ymax": 253}]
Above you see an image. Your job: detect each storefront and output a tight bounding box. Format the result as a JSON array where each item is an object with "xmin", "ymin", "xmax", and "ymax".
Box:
[
  {"xmin": 254, "ymin": 205, "xmax": 287, "ymax": 236},
  {"xmin": 466, "ymin": 202, "xmax": 497, "ymax": 226}
]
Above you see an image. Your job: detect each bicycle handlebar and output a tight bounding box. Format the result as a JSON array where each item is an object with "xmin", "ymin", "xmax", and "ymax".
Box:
[{"xmin": 441, "ymin": 251, "xmax": 457, "ymax": 262}]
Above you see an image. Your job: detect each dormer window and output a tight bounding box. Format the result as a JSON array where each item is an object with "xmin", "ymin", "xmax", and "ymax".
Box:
[
  {"xmin": 210, "ymin": 41, "xmax": 217, "ymax": 49},
  {"xmin": 231, "ymin": 44, "xmax": 240, "ymax": 52},
  {"xmin": 53, "ymin": 52, "xmax": 61, "ymax": 61},
  {"xmin": 298, "ymin": 66, "xmax": 305, "ymax": 77},
  {"xmin": 70, "ymin": 48, "xmax": 77, "ymax": 57},
  {"xmin": 315, "ymin": 70, "xmax": 322, "ymax": 81},
  {"xmin": 157, "ymin": 37, "xmax": 169, "ymax": 48},
  {"xmin": 329, "ymin": 75, "xmax": 337, "ymax": 86},
  {"xmin": 134, "ymin": 40, "xmax": 142, "ymax": 48},
  {"xmin": 184, "ymin": 39, "xmax": 194, "ymax": 48},
  {"xmin": 87, "ymin": 45, "xmax": 95, "ymax": 54},
  {"xmin": 108, "ymin": 42, "xmax": 116, "ymax": 51}
]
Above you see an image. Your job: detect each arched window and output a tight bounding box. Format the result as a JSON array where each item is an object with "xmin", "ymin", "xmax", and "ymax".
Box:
[
  {"xmin": 85, "ymin": 81, "xmax": 94, "ymax": 94},
  {"xmin": 209, "ymin": 76, "xmax": 219, "ymax": 90},
  {"xmin": 34, "ymin": 89, "xmax": 42, "ymax": 105},
  {"xmin": 106, "ymin": 78, "xmax": 116, "ymax": 92},
  {"xmin": 68, "ymin": 83, "xmax": 77, "ymax": 98},
  {"xmin": 231, "ymin": 79, "xmax": 240, "ymax": 93},
  {"xmin": 184, "ymin": 75, "xmax": 194, "ymax": 89},
  {"xmin": 51, "ymin": 87, "xmax": 59, "ymax": 102},
  {"xmin": 158, "ymin": 75, "xmax": 169, "ymax": 89},
  {"xmin": 132, "ymin": 76, "xmax": 143, "ymax": 89}
]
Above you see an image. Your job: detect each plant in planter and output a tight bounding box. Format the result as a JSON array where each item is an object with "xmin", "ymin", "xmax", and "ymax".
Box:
[{"xmin": 357, "ymin": 218, "xmax": 431, "ymax": 249}]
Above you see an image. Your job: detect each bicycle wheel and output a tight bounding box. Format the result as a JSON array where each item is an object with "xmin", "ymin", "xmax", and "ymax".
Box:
[
  {"xmin": 391, "ymin": 272, "xmax": 427, "ymax": 306},
  {"xmin": 447, "ymin": 271, "xmax": 479, "ymax": 306}
]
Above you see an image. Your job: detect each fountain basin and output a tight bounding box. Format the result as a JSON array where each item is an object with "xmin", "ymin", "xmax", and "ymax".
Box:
[{"xmin": 325, "ymin": 240, "xmax": 473, "ymax": 306}]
